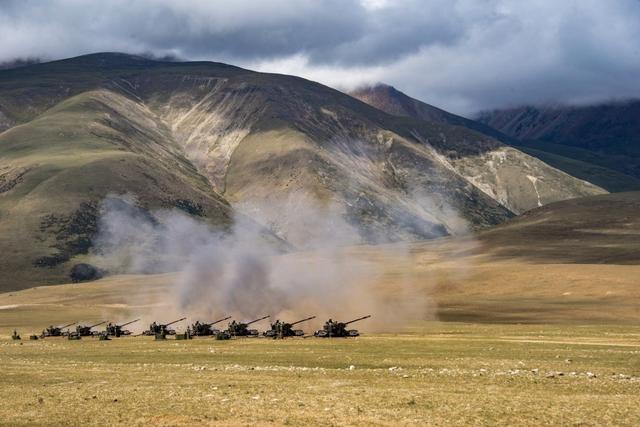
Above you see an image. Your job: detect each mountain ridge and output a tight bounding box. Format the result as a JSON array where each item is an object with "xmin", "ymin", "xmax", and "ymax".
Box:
[
  {"xmin": 0, "ymin": 53, "xmax": 606, "ymax": 290},
  {"xmin": 351, "ymin": 83, "xmax": 639, "ymax": 193}
]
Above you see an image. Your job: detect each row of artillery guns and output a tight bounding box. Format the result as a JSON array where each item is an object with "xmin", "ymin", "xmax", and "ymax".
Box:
[
  {"xmin": 35, "ymin": 319, "xmax": 140, "ymax": 340},
  {"xmin": 140, "ymin": 314, "xmax": 370, "ymax": 340},
  {"xmin": 29, "ymin": 315, "xmax": 372, "ymax": 341},
  {"xmin": 212, "ymin": 314, "xmax": 371, "ymax": 339}
]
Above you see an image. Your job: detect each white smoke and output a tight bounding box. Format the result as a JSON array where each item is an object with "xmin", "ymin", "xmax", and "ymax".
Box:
[{"xmin": 91, "ymin": 188, "xmax": 467, "ymax": 331}]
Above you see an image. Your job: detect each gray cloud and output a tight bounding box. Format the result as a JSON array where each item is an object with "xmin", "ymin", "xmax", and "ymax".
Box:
[{"xmin": 1, "ymin": 0, "xmax": 639, "ymax": 114}]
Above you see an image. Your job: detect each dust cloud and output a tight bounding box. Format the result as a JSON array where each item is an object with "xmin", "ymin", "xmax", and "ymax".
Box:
[{"xmin": 92, "ymin": 191, "xmax": 468, "ymax": 332}]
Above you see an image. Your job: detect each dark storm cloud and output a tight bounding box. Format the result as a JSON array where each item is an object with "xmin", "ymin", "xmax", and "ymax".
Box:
[{"xmin": 1, "ymin": 0, "xmax": 639, "ymax": 113}]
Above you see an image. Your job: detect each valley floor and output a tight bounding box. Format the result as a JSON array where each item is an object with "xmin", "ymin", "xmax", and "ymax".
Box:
[{"xmin": 1, "ymin": 239, "xmax": 639, "ymax": 425}]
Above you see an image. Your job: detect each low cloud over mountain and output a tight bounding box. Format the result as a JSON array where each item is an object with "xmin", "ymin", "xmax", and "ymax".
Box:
[{"xmin": 2, "ymin": 0, "xmax": 639, "ymax": 114}]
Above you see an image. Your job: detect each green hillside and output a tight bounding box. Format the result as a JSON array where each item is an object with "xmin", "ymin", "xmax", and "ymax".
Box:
[{"xmin": 0, "ymin": 89, "xmax": 234, "ymax": 290}]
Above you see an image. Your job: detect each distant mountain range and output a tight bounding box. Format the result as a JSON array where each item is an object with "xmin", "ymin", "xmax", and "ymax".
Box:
[
  {"xmin": 352, "ymin": 84, "xmax": 640, "ymax": 193},
  {"xmin": 476, "ymin": 102, "xmax": 640, "ymax": 191},
  {"xmin": 0, "ymin": 53, "xmax": 606, "ymax": 289}
]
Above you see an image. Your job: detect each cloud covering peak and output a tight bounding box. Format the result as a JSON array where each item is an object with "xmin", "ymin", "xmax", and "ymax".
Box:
[{"xmin": 1, "ymin": 0, "xmax": 639, "ymax": 114}]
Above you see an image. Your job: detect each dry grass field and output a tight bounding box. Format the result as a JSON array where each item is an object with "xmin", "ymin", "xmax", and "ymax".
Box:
[
  {"xmin": 1, "ymin": 236, "xmax": 640, "ymax": 425},
  {"xmin": 1, "ymin": 323, "xmax": 639, "ymax": 426}
]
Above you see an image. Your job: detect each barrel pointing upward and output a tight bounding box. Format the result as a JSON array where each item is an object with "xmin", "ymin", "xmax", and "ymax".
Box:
[
  {"xmin": 118, "ymin": 318, "xmax": 140, "ymax": 328},
  {"xmin": 344, "ymin": 315, "xmax": 371, "ymax": 325},
  {"xmin": 246, "ymin": 315, "xmax": 270, "ymax": 326},
  {"xmin": 88, "ymin": 321, "xmax": 107, "ymax": 329},
  {"xmin": 290, "ymin": 316, "xmax": 316, "ymax": 326},
  {"xmin": 206, "ymin": 316, "xmax": 232, "ymax": 326},
  {"xmin": 59, "ymin": 321, "xmax": 77, "ymax": 329},
  {"xmin": 165, "ymin": 317, "xmax": 187, "ymax": 327}
]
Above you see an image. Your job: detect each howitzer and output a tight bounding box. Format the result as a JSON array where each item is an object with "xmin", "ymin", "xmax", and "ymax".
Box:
[
  {"xmin": 314, "ymin": 315, "xmax": 371, "ymax": 338},
  {"xmin": 42, "ymin": 321, "xmax": 78, "ymax": 337},
  {"xmin": 191, "ymin": 316, "xmax": 232, "ymax": 336},
  {"xmin": 76, "ymin": 321, "xmax": 107, "ymax": 336},
  {"xmin": 264, "ymin": 316, "xmax": 316, "ymax": 338},
  {"xmin": 226, "ymin": 315, "xmax": 270, "ymax": 337},
  {"xmin": 106, "ymin": 318, "xmax": 140, "ymax": 337},
  {"xmin": 144, "ymin": 317, "xmax": 186, "ymax": 336}
]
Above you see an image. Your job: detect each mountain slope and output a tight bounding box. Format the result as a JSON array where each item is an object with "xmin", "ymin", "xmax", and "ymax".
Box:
[
  {"xmin": 352, "ymin": 84, "xmax": 638, "ymax": 193},
  {"xmin": 350, "ymin": 83, "xmax": 515, "ymax": 143},
  {"xmin": 478, "ymin": 191, "xmax": 640, "ymax": 264},
  {"xmin": 476, "ymin": 102, "xmax": 640, "ymax": 184},
  {"xmin": 0, "ymin": 53, "xmax": 607, "ymax": 290},
  {"xmin": 0, "ymin": 89, "xmax": 235, "ymax": 290}
]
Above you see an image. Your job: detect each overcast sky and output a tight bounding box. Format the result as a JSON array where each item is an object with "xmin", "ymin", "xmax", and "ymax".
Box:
[{"xmin": 1, "ymin": 0, "xmax": 639, "ymax": 115}]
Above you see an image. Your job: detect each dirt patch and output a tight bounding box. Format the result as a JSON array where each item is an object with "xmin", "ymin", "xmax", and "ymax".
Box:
[{"xmin": 0, "ymin": 166, "xmax": 32, "ymax": 193}]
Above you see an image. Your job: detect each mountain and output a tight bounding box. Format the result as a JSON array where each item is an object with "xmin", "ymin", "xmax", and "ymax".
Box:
[
  {"xmin": 476, "ymin": 102, "xmax": 640, "ymax": 191},
  {"xmin": 352, "ymin": 85, "xmax": 640, "ymax": 193},
  {"xmin": 478, "ymin": 191, "xmax": 640, "ymax": 264},
  {"xmin": 350, "ymin": 83, "xmax": 515, "ymax": 144},
  {"xmin": 0, "ymin": 53, "xmax": 604, "ymax": 290},
  {"xmin": 0, "ymin": 89, "xmax": 237, "ymax": 290}
]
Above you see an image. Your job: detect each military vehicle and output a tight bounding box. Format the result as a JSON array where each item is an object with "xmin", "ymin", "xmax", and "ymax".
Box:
[
  {"xmin": 75, "ymin": 321, "xmax": 107, "ymax": 337},
  {"xmin": 142, "ymin": 317, "xmax": 186, "ymax": 337},
  {"xmin": 223, "ymin": 315, "xmax": 270, "ymax": 338},
  {"xmin": 191, "ymin": 316, "xmax": 232, "ymax": 337},
  {"xmin": 105, "ymin": 318, "xmax": 140, "ymax": 337},
  {"xmin": 41, "ymin": 322, "xmax": 77, "ymax": 337},
  {"xmin": 314, "ymin": 315, "xmax": 371, "ymax": 337},
  {"xmin": 11, "ymin": 330, "xmax": 21, "ymax": 340},
  {"xmin": 263, "ymin": 316, "xmax": 316, "ymax": 338}
]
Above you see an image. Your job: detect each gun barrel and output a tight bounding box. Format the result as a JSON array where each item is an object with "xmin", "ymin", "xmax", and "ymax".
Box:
[
  {"xmin": 59, "ymin": 322, "xmax": 77, "ymax": 329},
  {"xmin": 118, "ymin": 318, "xmax": 140, "ymax": 328},
  {"xmin": 344, "ymin": 315, "xmax": 371, "ymax": 325},
  {"xmin": 290, "ymin": 316, "xmax": 316, "ymax": 326},
  {"xmin": 246, "ymin": 315, "xmax": 270, "ymax": 326},
  {"xmin": 207, "ymin": 316, "xmax": 232, "ymax": 326},
  {"xmin": 88, "ymin": 321, "xmax": 107, "ymax": 329},
  {"xmin": 164, "ymin": 317, "xmax": 187, "ymax": 327}
]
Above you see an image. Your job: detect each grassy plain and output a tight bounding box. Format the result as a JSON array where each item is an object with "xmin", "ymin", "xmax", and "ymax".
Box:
[
  {"xmin": 1, "ymin": 249, "xmax": 640, "ymax": 425},
  {"xmin": 2, "ymin": 189, "xmax": 640, "ymax": 425},
  {"xmin": 1, "ymin": 323, "xmax": 639, "ymax": 426}
]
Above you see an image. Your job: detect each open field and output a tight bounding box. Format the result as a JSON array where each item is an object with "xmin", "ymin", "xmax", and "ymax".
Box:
[
  {"xmin": 1, "ymin": 191, "xmax": 639, "ymax": 425},
  {"xmin": 1, "ymin": 248, "xmax": 639, "ymax": 425},
  {"xmin": 1, "ymin": 323, "xmax": 639, "ymax": 426}
]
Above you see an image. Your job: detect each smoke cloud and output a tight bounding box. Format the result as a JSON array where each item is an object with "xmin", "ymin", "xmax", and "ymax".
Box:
[{"xmin": 91, "ymin": 192, "xmax": 446, "ymax": 332}]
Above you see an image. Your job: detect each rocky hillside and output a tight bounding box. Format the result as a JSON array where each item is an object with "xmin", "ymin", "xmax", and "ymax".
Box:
[
  {"xmin": 476, "ymin": 102, "xmax": 640, "ymax": 190},
  {"xmin": 0, "ymin": 53, "xmax": 606, "ymax": 290},
  {"xmin": 352, "ymin": 84, "xmax": 639, "ymax": 193},
  {"xmin": 350, "ymin": 84, "xmax": 514, "ymax": 143}
]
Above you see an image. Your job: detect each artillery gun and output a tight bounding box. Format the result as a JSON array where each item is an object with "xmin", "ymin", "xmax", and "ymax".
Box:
[
  {"xmin": 41, "ymin": 322, "xmax": 77, "ymax": 337},
  {"xmin": 191, "ymin": 316, "xmax": 232, "ymax": 336},
  {"xmin": 314, "ymin": 315, "xmax": 371, "ymax": 337},
  {"xmin": 264, "ymin": 316, "xmax": 316, "ymax": 338},
  {"xmin": 105, "ymin": 319, "xmax": 139, "ymax": 337},
  {"xmin": 222, "ymin": 315, "xmax": 270, "ymax": 338},
  {"xmin": 75, "ymin": 321, "xmax": 107, "ymax": 337},
  {"xmin": 142, "ymin": 317, "xmax": 186, "ymax": 337}
]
